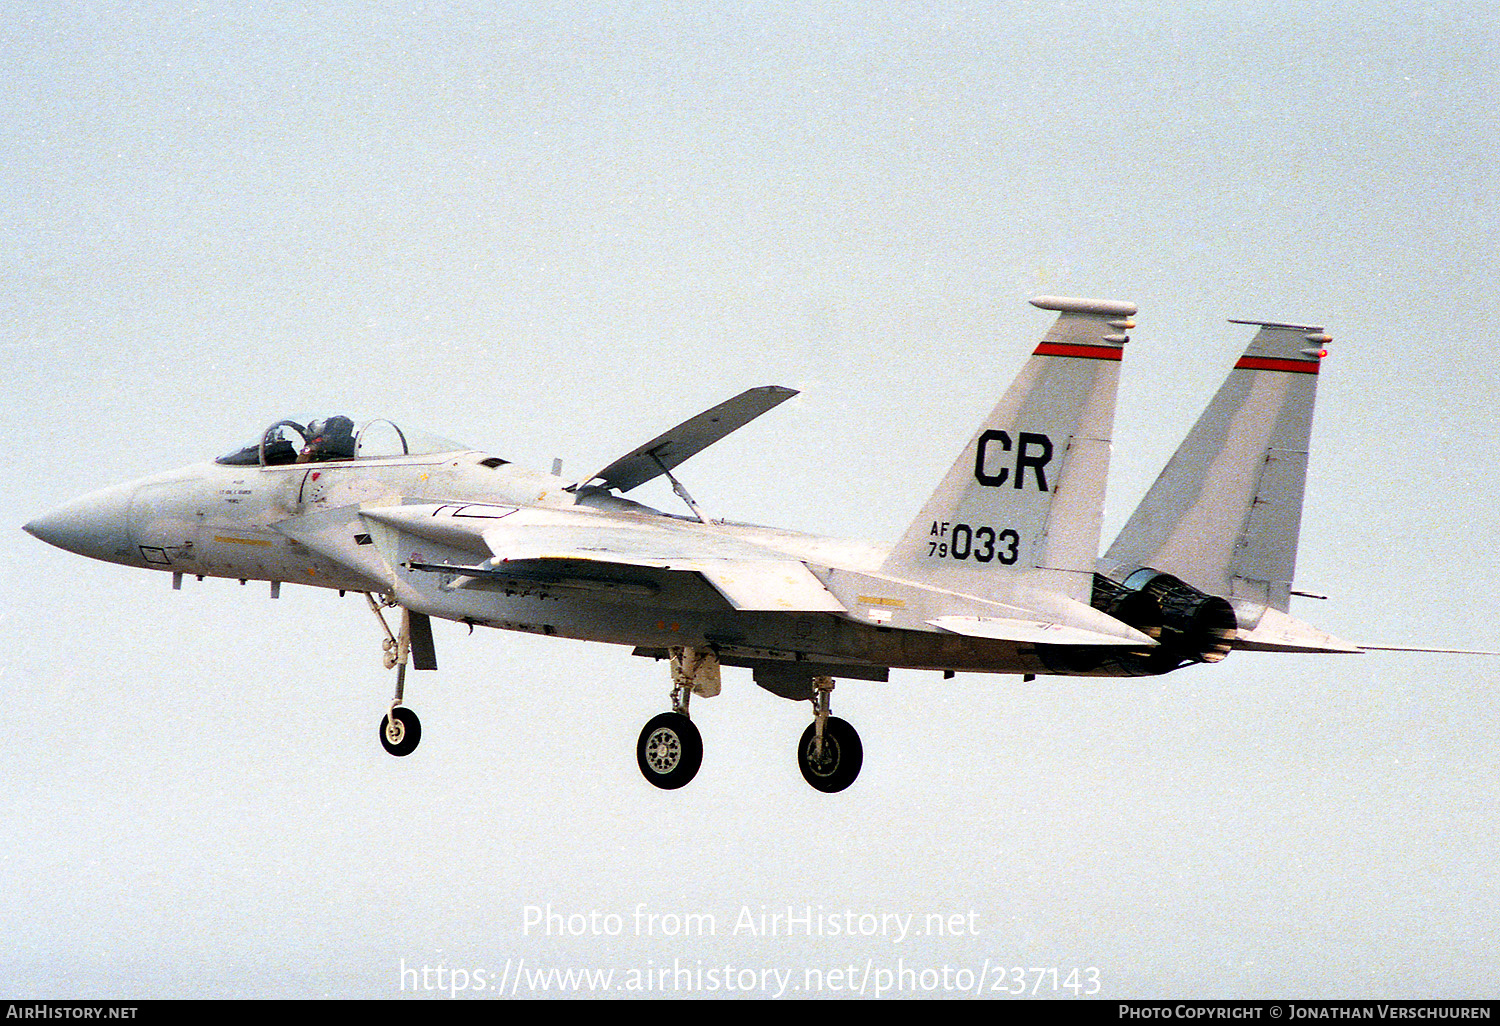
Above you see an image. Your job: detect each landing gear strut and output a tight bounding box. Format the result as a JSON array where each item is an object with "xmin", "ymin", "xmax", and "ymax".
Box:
[
  {"xmin": 636, "ymin": 648, "xmax": 716, "ymax": 789},
  {"xmin": 797, "ymin": 676, "xmax": 862, "ymax": 793},
  {"xmin": 369, "ymin": 594, "xmax": 423, "ymax": 757}
]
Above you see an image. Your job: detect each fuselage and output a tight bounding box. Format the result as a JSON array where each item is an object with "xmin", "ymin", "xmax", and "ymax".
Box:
[
  {"xmin": 24, "ymin": 437, "xmax": 1077, "ymax": 679},
  {"xmin": 27, "ymin": 449, "xmax": 570, "ymax": 589}
]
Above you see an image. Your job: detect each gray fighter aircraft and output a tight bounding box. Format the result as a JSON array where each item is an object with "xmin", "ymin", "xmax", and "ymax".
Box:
[{"xmin": 22, "ymin": 296, "xmax": 1368, "ymax": 792}]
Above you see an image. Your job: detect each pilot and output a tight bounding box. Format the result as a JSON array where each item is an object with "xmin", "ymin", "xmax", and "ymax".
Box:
[{"xmin": 297, "ymin": 415, "xmax": 357, "ymax": 462}]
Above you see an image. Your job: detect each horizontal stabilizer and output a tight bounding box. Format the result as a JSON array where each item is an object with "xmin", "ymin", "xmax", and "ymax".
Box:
[
  {"xmin": 1358, "ymin": 644, "xmax": 1500, "ymax": 656},
  {"xmin": 1231, "ymin": 605, "xmax": 1360, "ymax": 653},
  {"xmin": 820, "ymin": 566, "xmax": 1158, "ymax": 643},
  {"xmin": 579, "ymin": 385, "xmax": 797, "ymax": 493},
  {"xmin": 928, "ymin": 615, "xmax": 1158, "ymax": 647}
]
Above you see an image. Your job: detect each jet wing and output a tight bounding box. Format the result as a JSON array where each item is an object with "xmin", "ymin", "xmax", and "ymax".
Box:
[
  {"xmin": 577, "ymin": 385, "xmax": 797, "ymax": 493},
  {"xmin": 360, "ymin": 504, "xmax": 845, "ymax": 612},
  {"xmin": 360, "ymin": 504, "xmax": 1157, "ymax": 633},
  {"xmin": 695, "ymin": 560, "xmax": 847, "ymax": 612}
]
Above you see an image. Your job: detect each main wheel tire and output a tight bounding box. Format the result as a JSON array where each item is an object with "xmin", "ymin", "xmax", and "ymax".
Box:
[
  {"xmin": 797, "ymin": 716, "xmax": 862, "ymax": 793},
  {"xmin": 379, "ymin": 706, "xmax": 421, "ymax": 757},
  {"xmin": 636, "ymin": 712, "xmax": 703, "ymax": 790}
]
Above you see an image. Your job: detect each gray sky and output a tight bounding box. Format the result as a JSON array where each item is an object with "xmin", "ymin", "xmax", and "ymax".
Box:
[{"xmin": 4, "ymin": 0, "xmax": 1498, "ymax": 999}]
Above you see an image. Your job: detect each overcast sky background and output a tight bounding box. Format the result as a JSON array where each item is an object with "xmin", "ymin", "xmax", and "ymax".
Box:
[{"xmin": 3, "ymin": 0, "xmax": 1498, "ymax": 999}]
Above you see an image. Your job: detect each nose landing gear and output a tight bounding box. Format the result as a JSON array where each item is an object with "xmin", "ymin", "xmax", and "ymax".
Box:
[{"xmin": 368, "ymin": 594, "xmax": 434, "ymax": 758}]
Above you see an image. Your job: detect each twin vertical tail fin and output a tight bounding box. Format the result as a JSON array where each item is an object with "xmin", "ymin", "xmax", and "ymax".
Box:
[
  {"xmin": 881, "ymin": 296, "xmax": 1137, "ymax": 615},
  {"xmin": 876, "ymin": 301, "xmax": 1346, "ymax": 664},
  {"xmin": 1102, "ymin": 319, "xmax": 1330, "ymax": 614}
]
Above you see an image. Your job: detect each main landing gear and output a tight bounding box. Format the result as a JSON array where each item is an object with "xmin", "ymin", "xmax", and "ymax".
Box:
[
  {"xmin": 796, "ymin": 677, "xmax": 862, "ymax": 794},
  {"xmin": 637, "ymin": 711, "xmax": 703, "ymax": 790},
  {"xmin": 636, "ymin": 648, "xmax": 714, "ymax": 790},
  {"xmin": 633, "ymin": 658, "xmax": 863, "ymax": 793}
]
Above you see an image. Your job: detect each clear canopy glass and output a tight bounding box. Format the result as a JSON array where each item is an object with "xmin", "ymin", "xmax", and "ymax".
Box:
[{"xmin": 216, "ymin": 416, "xmax": 471, "ymax": 467}]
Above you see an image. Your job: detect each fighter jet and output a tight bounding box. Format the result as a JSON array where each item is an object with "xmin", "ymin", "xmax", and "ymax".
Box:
[{"xmin": 22, "ymin": 296, "xmax": 1373, "ymax": 792}]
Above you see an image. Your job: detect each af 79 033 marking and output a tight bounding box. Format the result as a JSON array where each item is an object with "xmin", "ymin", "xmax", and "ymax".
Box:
[{"xmin": 926, "ymin": 521, "xmax": 1020, "ymax": 564}]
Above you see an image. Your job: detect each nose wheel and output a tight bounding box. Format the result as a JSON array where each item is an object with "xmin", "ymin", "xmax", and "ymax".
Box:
[{"xmin": 380, "ymin": 705, "xmax": 422, "ymax": 757}]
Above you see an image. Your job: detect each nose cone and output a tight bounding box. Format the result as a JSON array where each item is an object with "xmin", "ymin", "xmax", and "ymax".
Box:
[{"xmin": 24, "ymin": 482, "xmax": 138, "ymax": 565}]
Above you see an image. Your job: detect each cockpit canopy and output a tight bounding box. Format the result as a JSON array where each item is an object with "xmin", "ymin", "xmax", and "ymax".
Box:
[{"xmin": 216, "ymin": 416, "xmax": 470, "ymax": 467}]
